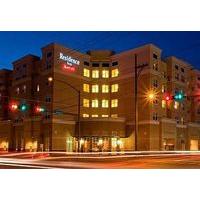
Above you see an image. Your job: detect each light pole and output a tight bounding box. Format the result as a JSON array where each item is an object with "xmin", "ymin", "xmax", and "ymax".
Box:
[
  {"xmin": 48, "ymin": 77, "xmax": 81, "ymax": 152},
  {"xmin": 134, "ymin": 54, "xmax": 148, "ymax": 151}
]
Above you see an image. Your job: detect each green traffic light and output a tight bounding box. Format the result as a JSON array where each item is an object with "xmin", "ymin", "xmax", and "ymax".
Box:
[
  {"xmin": 20, "ymin": 104, "xmax": 28, "ymax": 112},
  {"xmin": 174, "ymin": 92, "xmax": 184, "ymax": 101}
]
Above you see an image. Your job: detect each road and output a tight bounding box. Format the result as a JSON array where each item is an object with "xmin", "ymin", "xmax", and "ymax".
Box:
[{"xmin": 1, "ymin": 151, "xmax": 200, "ymax": 168}]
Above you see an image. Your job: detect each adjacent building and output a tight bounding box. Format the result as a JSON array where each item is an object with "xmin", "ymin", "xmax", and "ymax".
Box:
[{"xmin": 0, "ymin": 42, "xmax": 200, "ymax": 152}]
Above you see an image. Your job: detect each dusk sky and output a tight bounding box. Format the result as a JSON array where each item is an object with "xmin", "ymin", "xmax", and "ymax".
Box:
[{"xmin": 0, "ymin": 31, "xmax": 200, "ymax": 69}]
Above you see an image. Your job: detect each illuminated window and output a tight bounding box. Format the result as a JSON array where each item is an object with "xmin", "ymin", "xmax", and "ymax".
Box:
[
  {"xmin": 161, "ymin": 85, "xmax": 166, "ymax": 93},
  {"xmin": 16, "ymin": 87, "xmax": 20, "ymax": 94},
  {"xmin": 102, "ymin": 99, "xmax": 109, "ymax": 108},
  {"xmin": 83, "ymin": 68, "xmax": 90, "ymax": 77},
  {"xmin": 111, "ymin": 114, "xmax": 118, "ymax": 118},
  {"xmin": 83, "ymin": 84, "xmax": 90, "ymax": 93},
  {"xmin": 102, "ymin": 84, "xmax": 109, "ymax": 93},
  {"xmin": 36, "ymin": 84, "xmax": 40, "ymax": 92},
  {"xmin": 111, "ymin": 84, "xmax": 119, "ymax": 92},
  {"xmin": 92, "ymin": 114, "xmax": 98, "ymax": 118},
  {"xmin": 92, "ymin": 85, "xmax": 99, "ymax": 93},
  {"xmin": 162, "ymin": 100, "xmax": 166, "ymax": 108},
  {"xmin": 174, "ymin": 102, "xmax": 179, "ymax": 109},
  {"xmin": 83, "ymin": 99, "xmax": 90, "ymax": 107},
  {"xmin": 102, "ymin": 70, "xmax": 109, "ymax": 78},
  {"xmin": 92, "ymin": 70, "xmax": 99, "ymax": 78},
  {"xmin": 92, "ymin": 99, "xmax": 98, "ymax": 108},
  {"xmin": 23, "ymin": 85, "xmax": 26, "ymax": 93},
  {"xmin": 111, "ymin": 99, "xmax": 118, "ymax": 107},
  {"xmin": 102, "ymin": 115, "xmax": 109, "ymax": 118},
  {"xmin": 111, "ymin": 69, "xmax": 119, "ymax": 77},
  {"xmin": 83, "ymin": 114, "xmax": 89, "ymax": 118}
]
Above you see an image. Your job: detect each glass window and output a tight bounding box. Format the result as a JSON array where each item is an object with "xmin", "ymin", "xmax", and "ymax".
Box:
[
  {"xmin": 91, "ymin": 114, "xmax": 98, "ymax": 118},
  {"xmin": 102, "ymin": 84, "xmax": 109, "ymax": 93},
  {"xmin": 111, "ymin": 114, "xmax": 118, "ymax": 118},
  {"xmin": 16, "ymin": 87, "xmax": 20, "ymax": 94},
  {"xmin": 162, "ymin": 100, "xmax": 166, "ymax": 108},
  {"xmin": 23, "ymin": 85, "xmax": 26, "ymax": 93},
  {"xmin": 92, "ymin": 63, "xmax": 99, "ymax": 67},
  {"xmin": 92, "ymin": 85, "xmax": 99, "ymax": 93},
  {"xmin": 112, "ymin": 61, "xmax": 118, "ymax": 66},
  {"xmin": 102, "ymin": 63, "xmax": 109, "ymax": 67},
  {"xmin": 111, "ymin": 69, "xmax": 119, "ymax": 77},
  {"xmin": 111, "ymin": 84, "xmax": 118, "ymax": 92},
  {"xmin": 45, "ymin": 96, "xmax": 51, "ymax": 102},
  {"xmin": 174, "ymin": 101, "xmax": 179, "ymax": 109},
  {"xmin": 83, "ymin": 68, "xmax": 90, "ymax": 77},
  {"xmin": 92, "ymin": 70, "xmax": 99, "ymax": 78},
  {"xmin": 102, "ymin": 99, "xmax": 109, "ymax": 108},
  {"xmin": 83, "ymin": 84, "xmax": 90, "ymax": 93},
  {"xmin": 102, "ymin": 115, "xmax": 109, "ymax": 117},
  {"xmin": 36, "ymin": 84, "xmax": 40, "ymax": 92},
  {"xmin": 83, "ymin": 99, "xmax": 90, "ymax": 107},
  {"xmin": 84, "ymin": 61, "xmax": 90, "ymax": 66},
  {"xmin": 83, "ymin": 114, "xmax": 89, "ymax": 118},
  {"xmin": 92, "ymin": 99, "xmax": 98, "ymax": 108},
  {"xmin": 102, "ymin": 70, "xmax": 109, "ymax": 78},
  {"xmin": 111, "ymin": 99, "xmax": 118, "ymax": 108}
]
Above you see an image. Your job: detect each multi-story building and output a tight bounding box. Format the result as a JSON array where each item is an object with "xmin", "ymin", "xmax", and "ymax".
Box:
[{"xmin": 0, "ymin": 42, "xmax": 200, "ymax": 152}]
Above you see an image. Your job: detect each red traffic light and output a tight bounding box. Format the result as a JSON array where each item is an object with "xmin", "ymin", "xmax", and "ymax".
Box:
[
  {"xmin": 163, "ymin": 92, "xmax": 172, "ymax": 101},
  {"xmin": 9, "ymin": 101, "xmax": 19, "ymax": 112},
  {"xmin": 34, "ymin": 106, "xmax": 45, "ymax": 113}
]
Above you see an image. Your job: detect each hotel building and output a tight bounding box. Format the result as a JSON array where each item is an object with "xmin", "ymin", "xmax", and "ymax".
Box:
[{"xmin": 0, "ymin": 42, "xmax": 200, "ymax": 152}]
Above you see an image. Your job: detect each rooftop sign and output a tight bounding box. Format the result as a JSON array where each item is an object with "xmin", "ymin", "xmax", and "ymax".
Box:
[{"xmin": 59, "ymin": 52, "xmax": 80, "ymax": 66}]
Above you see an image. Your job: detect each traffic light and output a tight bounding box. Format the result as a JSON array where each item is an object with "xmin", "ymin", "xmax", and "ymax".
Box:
[
  {"xmin": 34, "ymin": 105, "xmax": 45, "ymax": 114},
  {"xmin": 163, "ymin": 92, "xmax": 172, "ymax": 101},
  {"xmin": 9, "ymin": 101, "xmax": 19, "ymax": 112},
  {"xmin": 19, "ymin": 103, "xmax": 29, "ymax": 112},
  {"xmin": 174, "ymin": 91, "xmax": 185, "ymax": 102}
]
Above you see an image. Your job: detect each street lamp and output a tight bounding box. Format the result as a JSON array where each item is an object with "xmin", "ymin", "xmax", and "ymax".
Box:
[
  {"xmin": 47, "ymin": 76, "xmax": 81, "ymax": 152},
  {"xmin": 134, "ymin": 54, "xmax": 149, "ymax": 151}
]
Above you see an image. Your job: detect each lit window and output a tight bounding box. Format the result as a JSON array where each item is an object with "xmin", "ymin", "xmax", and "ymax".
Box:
[
  {"xmin": 153, "ymin": 113, "xmax": 158, "ymax": 120},
  {"xmin": 83, "ymin": 114, "xmax": 89, "ymax": 118},
  {"xmin": 92, "ymin": 70, "xmax": 99, "ymax": 78},
  {"xmin": 102, "ymin": 99, "xmax": 109, "ymax": 108},
  {"xmin": 83, "ymin": 68, "xmax": 90, "ymax": 77},
  {"xmin": 92, "ymin": 99, "xmax": 98, "ymax": 108},
  {"xmin": 102, "ymin": 115, "xmax": 109, "ymax": 118},
  {"xmin": 16, "ymin": 87, "xmax": 20, "ymax": 94},
  {"xmin": 111, "ymin": 84, "xmax": 119, "ymax": 93},
  {"xmin": 111, "ymin": 99, "xmax": 118, "ymax": 108},
  {"xmin": 102, "ymin": 84, "xmax": 109, "ymax": 93},
  {"xmin": 92, "ymin": 114, "xmax": 98, "ymax": 118},
  {"xmin": 111, "ymin": 114, "xmax": 118, "ymax": 118},
  {"xmin": 153, "ymin": 79, "xmax": 158, "ymax": 88},
  {"xmin": 36, "ymin": 84, "xmax": 40, "ymax": 92},
  {"xmin": 102, "ymin": 70, "xmax": 109, "ymax": 78},
  {"xmin": 174, "ymin": 102, "xmax": 179, "ymax": 109},
  {"xmin": 83, "ymin": 84, "xmax": 90, "ymax": 93},
  {"xmin": 111, "ymin": 69, "xmax": 119, "ymax": 77},
  {"xmin": 161, "ymin": 85, "xmax": 166, "ymax": 93},
  {"xmin": 23, "ymin": 85, "xmax": 26, "ymax": 93},
  {"xmin": 162, "ymin": 100, "xmax": 166, "ymax": 108},
  {"xmin": 92, "ymin": 85, "xmax": 99, "ymax": 93},
  {"xmin": 83, "ymin": 99, "xmax": 90, "ymax": 107}
]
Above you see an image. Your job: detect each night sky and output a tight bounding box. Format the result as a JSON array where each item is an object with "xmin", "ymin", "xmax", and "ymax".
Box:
[{"xmin": 0, "ymin": 31, "xmax": 200, "ymax": 70}]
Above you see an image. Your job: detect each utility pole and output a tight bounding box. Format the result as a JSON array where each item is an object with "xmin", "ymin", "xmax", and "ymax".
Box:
[
  {"xmin": 134, "ymin": 54, "xmax": 148, "ymax": 151},
  {"xmin": 134, "ymin": 54, "xmax": 138, "ymax": 151},
  {"xmin": 77, "ymin": 90, "xmax": 81, "ymax": 153}
]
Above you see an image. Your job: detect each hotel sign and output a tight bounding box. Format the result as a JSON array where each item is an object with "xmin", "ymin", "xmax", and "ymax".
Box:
[{"xmin": 59, "ymin": 52, "xmax": 80, "ymax": 66}]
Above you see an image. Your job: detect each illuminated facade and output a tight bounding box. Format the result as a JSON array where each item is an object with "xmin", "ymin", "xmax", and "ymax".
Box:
[{"xmin": 0, "ymin": 42, "xmax": 200, "ymax": 152}]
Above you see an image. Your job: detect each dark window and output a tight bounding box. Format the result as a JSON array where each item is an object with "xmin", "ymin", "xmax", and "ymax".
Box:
[
  {"xmin": 153, "ymin": 53, "xmax": 158, "ymax": 59},
  {"xmin": 92, "ymin": 63, "xmax": 99, "ymax": 67},
  {"xmin": 102, "ymin": 63, "xmax": 109, "ymax": 67},
  {"xmin": 45, "ymin": 114, "xmax": 51, "ymax": 120},
  {"xmin": 46, "ymin": 52, "xmax": 52, "ymax": 58},
  {"xmin": 197, "ymin": 77, "xmax": 200, "ymax": 81},
  {"xmin": 23, "ymin": 64, "xmax": 27, "ymax": 68},
  {"xmin": 175, "ymin": 65, "xmax": 179, "ymax": 70},
  {"xmin": 46, "ymin": 62, "xmax": 52, "ymax": 69},
  {"xmin": 181, "ymin": 68, "xmax": 184, "ymax": 73},
  {"xmin": 112, "ymin": 61, "xmax": 118, "ymax": 66},
  {"xmin": 45, "ymin": 96, "xmax": 51, "ymax": 102},
  {"xmin": 84, "ymin": 61, "xmax": 90, "ymax": 66}
]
